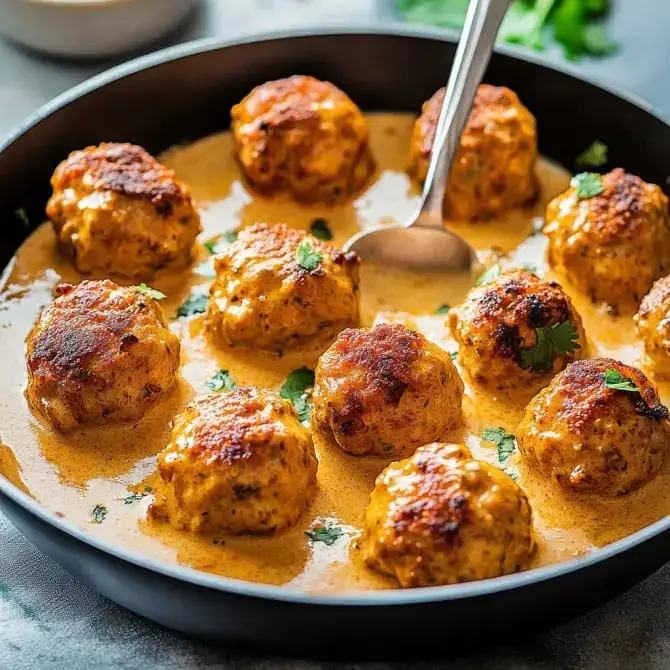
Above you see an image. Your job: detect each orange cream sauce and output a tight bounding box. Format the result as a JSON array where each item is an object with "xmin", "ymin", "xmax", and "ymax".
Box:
[{"xmin": 1, "ymin": 114, "xmax": 668, "ymax": 594}]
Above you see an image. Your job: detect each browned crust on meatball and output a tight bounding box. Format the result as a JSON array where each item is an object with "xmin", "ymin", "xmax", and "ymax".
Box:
[
  {"xmin": 323, "ymin": 323, "xmax": 422, "ymax": 432},
  {"xmin": 50, "ymin": 143, "xmax": 186, "ymax": 209},
  {"xmin": 555, "ymin": 358, "xmax": 669, "ymax": 426},
  {"xmin": 637, "ymin": 275, "xmax": 670, "ymax": 320}
]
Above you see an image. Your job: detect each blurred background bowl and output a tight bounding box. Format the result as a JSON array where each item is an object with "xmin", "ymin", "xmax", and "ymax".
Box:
[{"xmin": 0, "ymin": 0, "xmax": 198, "ymax": 58}]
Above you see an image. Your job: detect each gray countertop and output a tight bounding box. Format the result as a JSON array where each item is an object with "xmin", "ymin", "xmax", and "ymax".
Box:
[{"xmin": 1, "ymin": 1, "xmax": 669, "ymax": 668}]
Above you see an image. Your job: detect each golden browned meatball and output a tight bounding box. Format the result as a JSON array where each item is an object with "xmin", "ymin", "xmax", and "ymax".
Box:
[
  {"xmin": 517, "ymin": 358, "xmax": 669, "ymax": 496},
  {"xmin": 544, "ymin": 168, "xmax": 670, "ymax": 313},
  {"xmin": 231, "ymin": 75, "xmax": 375, "ymax": 204},
  {"xmin": 635, "ymin": 276, "xmax": 670, "ymax": 377},
  {"xmin": 449, "ymin": 269, "xmax": 586, "ymax": 392},
  {"xmin": 47, "ymin": 143, "xmax": 201, "ymax": 280},
  {"xmin": 207, "ymin": 223, "xmax": 360, "ymax": 351},
  {"xmin": 312, "ymin": 323, "xmax": 463, "ymax": 457},
  {"xmin": 25, "ymin": 280, "xmax": 180, "ymax": 432},
  {"xmin": 409, "ymin": 84, "xmax": 537, "ymax": 221},
  {"xmin": 363, "ymin": 442, "xmax": 534, "ymax": 587},
  {"xmin": 150, "ymin": 387, "xmax": 317, "ymax": 534}
]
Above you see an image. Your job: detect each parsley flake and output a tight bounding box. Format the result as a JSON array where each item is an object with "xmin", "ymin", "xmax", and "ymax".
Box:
[
  {"xmin": 476, "ymin": 264, "xmax": 501, "ymax": 286},
  {"xmin": 604, "ymin": 368, "xmax": 640, "ymax": 393},
  {"xmin": 520, "ymin": 320, "xmax": 581, "ymax": 372},
  {"xmin": 176, "ymin": 292, "xmax": 208, "ymax": 318},
  {"xmin": 203, "ymin": 231, "xmax": 237, "ymax": 254},
  {"xmin": 123, "ymin": 486, "xmax": 153, "ymax": 504},
  {"xmin": 136, "ymin": 283, "xmax": 166, "ymax": 301},
  {"xmin": 482, "ymin": 427, "xmax": 517, "ymax": 464},
  {"xmin": 206, "ymin": 369, "xmax": 237, "ymax": 393},
  {"xmin": 305, "ymin": 523, "xmax": 344, "ymax": 546},
  {"xmin": 15, "ymin": 208, "xmax": 30, "ymax": 227},
  {"xmin": 571, "ymin": 172, "xmax": 604, "ymax": 199},
  {"xmin": 576, "ymin": 141, "xmax": 608, "ymax": 168},
  {"xmin": 280, "ymin": 368, "xmax": 315, "ymax": 423},
  {"xmin": 309, "ymin": 218, "xmax": 333, "ymax": 241},
  {"xmin": 435, "ymin": 304, "xmax": 451, "ymax": 315},
  {"xmin": 91, "ymin": 504, "xmax": 107, "ymax": 524},
  {"xmin": 295, "ymin": 239, "xmax": 322, "ymax": 271},
  {"xmin": 449, "ymin": 351, "xmax": 458, "ymax": 360}
]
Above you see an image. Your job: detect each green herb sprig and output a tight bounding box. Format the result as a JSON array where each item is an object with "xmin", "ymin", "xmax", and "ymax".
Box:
[
  {"xmin": 280, "ymin": 368, "xmax": 315, "ymax": 423},
  {"xmin": 91, "ymin": 504, "xmax": 107, "ymax": 524},
  {"xmin": 520, "ymin": 321, "xmax": 580, "ymax": 372},
  {"xmin": 309, "ymin": 218, "xmax": 333, "ymax": 241},
  {"xmin": 136, "ymin": 283, "xmax": 166, "ymax": 301},
  {"xmin": 295, "ymin": 240, "xmax": 322, "ymax": 271},
  {"xmin": 305, "ymin": 523, "xmax": 344, "ymax": 546},
  {"xmin": 176, "ymin": 292, "xmax": 208, "ymax": 318},
  {"xmin": 604, "ymin": 368, "xmax": 640, "ymax": 393},
  {"xmin": 571, "ymin": 172, "xmax": 604, "ymax": 199},
  {"xmin": 206, "ymin": 369, "xmax": 237, "ymax": 393},
  {"xmin": 576, "ymin": 140, "xmax": 608, "ymax": 168}
]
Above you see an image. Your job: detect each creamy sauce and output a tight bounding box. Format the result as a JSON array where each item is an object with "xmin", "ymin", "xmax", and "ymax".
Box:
[{"xmin": 1, "ymin": 114, "xmax": 669, "ymax": 594}]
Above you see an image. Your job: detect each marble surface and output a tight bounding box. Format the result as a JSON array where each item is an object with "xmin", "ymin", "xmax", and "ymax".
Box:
[{"xmin": 1, "ymin": 0, "xmax": 669, "ymax": 667}]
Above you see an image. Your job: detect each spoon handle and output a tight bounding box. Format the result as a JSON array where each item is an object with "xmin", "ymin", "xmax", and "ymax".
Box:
[{"xmin": 416, "ymin": 0, "xmax": 512, "ymax": 226}]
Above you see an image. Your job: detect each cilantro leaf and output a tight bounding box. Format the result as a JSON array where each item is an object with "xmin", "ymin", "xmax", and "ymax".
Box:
[
  {"xmin": 435, "ymin": 304, "xmax": 451, "ymax": 315},
  {"xmin": 206, "ymin": 369, "xmax": 237, "ymax": 393},
  {"xmin": 604, "ymin": 368, "xmax": 640, "ymax": 393},
  {"xmin": 450, "ymin": 351, "xmax": 458, "ymax": 360},
  {"xmin": 309, "ymin": 218, "xmax": 333, "ymax": 241},
  {"xmin": 15, "ymin": 208, "xmax": 30, "ymax": 227},
  {"xmin": 91, "ymin": 504, "xmax": 107, "ymax": 524},
  {"xmin": 123, "ymin": 486, "xmax": 152, "ymax": 504},
  {"xmin": 576, "ymin": 141, "xmax": 608, "ymax": 168},
  {"xmin": 476, "ymin": 264, "xmax": 501, "ymax": 286},
  {"xmin": 136, "ymin": 283, "xmax": 166, "ymax": 301},
  {"xmin": 203, "ymin": 231, "xmax": 237, "ymax": 255},
  {"xmin": 482, "ymin": 427, "xmax": 517, "ymax": 464},
  {"xmin": 520, "ymin": 320, "xmax": 581, "ymax": 372},
  {"xmin": 500, "ymin": 0, "xmax": 556, "ymax": 51},
  {"xmin": 305, "ymin": 523, "xmax": 344, "ymax": 546},
  {"xmin": 280, "ymin": 368, "xmax": 315, "ymax": 423},
  {"xmin": 176, "ymin": 292, "xmax": 208, "ymax": 318},
  {"xmin": 295, "ymin": 239, "xmax": 322, "ymax": 271},
  {"xmin": 571, "ymin": 172, "xmax": 604, "ymax": 199}
]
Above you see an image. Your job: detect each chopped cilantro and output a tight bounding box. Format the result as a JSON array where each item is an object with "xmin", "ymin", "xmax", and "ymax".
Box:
[
  {"xmin": 206, "ymin": 369, "xmax": 237, "ymax": 393},
  {"xmin": 576, "ymin": 140, "xmax": 608, "ymax": 168},
  {"xmin": 604, "ymin": 368, "xmax": 640, "ymax": 393},
  {"xmin": 280, "ymin": 368, "xmax": 315, "ymax": 423},
  {"xmin": 176, "ymin": 292, "xmax": 208, "ymax": 318},
  {"xmin": 435, "ymin": 304, "xmax": 451, "ymax": 315},
  {"xmin": 203, "ymin": 231, "xmax": 237, "ymax": 254},
  {"xmin": 136, "ymin": 283, "xmax": 166, "ymax": 301},
  {"xmin": 309, "ymin": 218, "xmax": 333, "ymax": 241},
  {"xmin": 305, "ymin": 523, "xmax": 344, "ymax": 546},
  {"xmin": 571, "ymin": 172, "xmax": 604, "ymax": 199},
  {"xmin": 15, "ymin": 208, "xmax": 30, "ymax": 227},
  {"xmin": 520, "ymin": 321, "xmax": 581, "ymax": 372},
  {"xmin": 449, "ymin": 351, "xmax": 458, "ymax": 360},
  {"xmin": 482, "ymin": 427, "xmax": 517, "ymax": 464},
  {"xmin": 476, "ymin": 264, "xmax": 501, "ymax": 286},
  {"xmin": 123, "ymin": 486, "xmax": 153, "ymax": 504},
  {"xmin": 295, "ymin": 239, "xmax": 322, "ymax": 271},
  {"xmin": 91, "ymin": 504, "xmax": 107, "ymax": 524}
]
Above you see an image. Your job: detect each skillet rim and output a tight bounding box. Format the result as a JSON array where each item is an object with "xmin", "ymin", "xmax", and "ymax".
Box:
[{"xmin": 0, "ymin": 24, "xmax": 668, "ymax": 607}]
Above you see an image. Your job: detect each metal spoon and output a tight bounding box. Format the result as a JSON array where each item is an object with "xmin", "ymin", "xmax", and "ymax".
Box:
[{"xmin": 345, "ymin": 0, "xmax": 512, "ymax": 271}]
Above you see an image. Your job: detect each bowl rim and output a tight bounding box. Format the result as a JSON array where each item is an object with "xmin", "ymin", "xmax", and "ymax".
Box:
[{"xmin": 1, "ymin": 24, "xmax": 668, "ymax": 607}]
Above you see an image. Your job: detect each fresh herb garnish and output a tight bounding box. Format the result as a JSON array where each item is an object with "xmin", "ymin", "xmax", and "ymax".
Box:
[
  {"xmin": 295, "ymin": 239, "xmax": 322, "ymax": 271},
  {"xmin": 571, "ymin": 172, "xmax": 604, "ymax": 199},
  {"xmin": 450, "ymin": 351, "xmax": 458, "ymax": 360},
  {"xmin": 435, "ymin": 304, "xmax": 451, "ymax": 315},
  {"xmin": 305, "ymin": 523, "xmax": 344, "ymax": 546},
  {"xmin": 15, "ymin": 208, "xmax": 30, "ymax": 227},
  {"xmin": 520, "ymin": 320, "xmax": 581, "ymax": 372},
  {"xmin": 123, "ymin": 486, "xmax": 153, "ymax": 505},
  {"xmin": 176, "ymin": 292, "xmax": 208, "ymax": 318},
  {"xmin": 136, "ymin": 283, "xmax": 166, "ymax": 301},
  {"xmin": 395, "ymin": 0, "xmax": 616, "ymax": 61},
  {"xmin": 206, "ymin": 369, "xmax": 237, "ymax": 393},
  {"xmin": 309, "ymin": 218, "xmax": 333, "ymax": 241},
  {"xmin": 203, "ymin": 240, "xmax": 217, "ymax": 254},
  {"xmin": 91, "ymin": 504, "xmax": 107, "ymax": 524},
  {"xmin": 482, "ymin": 427, "xmax": 517, "ymax": 464},
  {"xmin": 476, "ymin": 264, "xmax": 501, "ymax": 286},
  {"xmin": 604, "ymin": 368, "xmax": 640, "ymax": 393},
  {"xmin": 203, "ymin": 231, "xmax": 237, "ymax": 255},
  {"xmin": 280, "ymin": 367, "xmax": 315, "ymax": 423},
  {"xmin": 522, "ymin": 263, "xmax": 538, "ymax": 273},
  {"xmin": 576, "ymin": 140, "xmax": 608, "ymax": 168}
]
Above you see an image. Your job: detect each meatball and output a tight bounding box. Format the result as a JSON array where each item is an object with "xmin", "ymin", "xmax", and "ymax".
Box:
[
  {"xmin": 46, "ymin": 142, "xmax": 201, "ymax": 280},
  {"xmin": 312, "ymin": 323, "xmax": 463, "ymax": 457},
  {"xmin": 207, "ymin": 223, "xmax": 360, "ymax": 351},
  {"xmin": 544, "ymin": 168, "xmax": 670, "ymax": 312},
  {"xmin": 449, "ymin": 269, "xmax": 586, "ymax": 392},
  {"xmin": 150, "ymin": 387, "xmax": 317, "ymax": 534},
  {"xmin": 25, "ymin": 279, "xmax": 180, "ymax": 432},
  {"xmin": 517, "ymin": 358, "xmax": 669, "ymax": 496},
  {"xmin": 231, "ymin": 75, "xmax": 375, "ymax": 204},
  {"xmin": 408, "ymin": 84, "xmax": 537, "ymax": 221},
  {"xmin": 363, "ymin": 442, "xmax": 534, "ymax": 587},
  {"xmin": 635, "ymin": 276, "xmax": 670, "ymax": 377}
]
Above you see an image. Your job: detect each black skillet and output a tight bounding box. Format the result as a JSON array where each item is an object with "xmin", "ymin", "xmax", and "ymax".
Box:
[{"xmin": 0, "ymin": 26, "xmax": 669, "ymax": 657}]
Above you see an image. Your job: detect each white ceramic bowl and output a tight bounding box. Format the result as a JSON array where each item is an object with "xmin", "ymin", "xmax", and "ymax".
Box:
[{"xmin": 0, "ymin": 0, "xmax": 198, "ymax": 58}]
